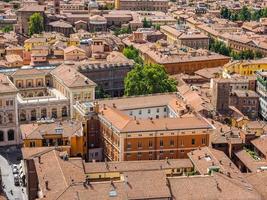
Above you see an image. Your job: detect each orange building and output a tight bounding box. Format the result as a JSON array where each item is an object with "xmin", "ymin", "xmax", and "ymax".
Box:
[{"xmin": 74, "ymin": 94, "xmax": 215, "ymax": 161}]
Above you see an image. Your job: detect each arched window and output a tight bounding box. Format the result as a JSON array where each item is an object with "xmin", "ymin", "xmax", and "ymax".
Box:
[
  {"xmin": 0, "ymin": 130, "xmax": 4, "ymax": 142},
  {"xmin": 7, "ymin": 130, "xmax": 14, "ymax": 141},
  {"xmin": 41, "ymin": 108, "xmax": 47, "ymax": 118},
  {"xmin": 62, "ymin": 106, "xmax": 67, "ymax": 117},
  {"xmin": 31, "ymin": 109, "xmax": 36, "ymax": 121},
  {"xmin": 51, "ymin": 108, "xmax": 57, "ymax": 119},
  {"xmin": 20, "ymin": 111, "xmax": 26, "ymax": 121},
  {"xmin": 38, "ymin": 92, "xmax": 44, "ymax": 97}
]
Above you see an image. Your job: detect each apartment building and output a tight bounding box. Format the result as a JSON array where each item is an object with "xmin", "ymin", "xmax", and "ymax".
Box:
[
  {"xmin": 160, "ymin": 25, "xmax": 209, "ymax": 49},
  {"xmin": 255, "ymin": 71, "xmax": 267, "ymax": 120},
  {"xmin": 74, "ymin": 94, "xmax": 214, "ymax": 162},
  {"xmin": 211, "ymin": 77, "xmax": 256, "ymax": 114},
  {"xmin": 223, "ymin": 59, "xmax": 267, "ymax": 77},
  {"xmin": 229, "ymin": 90, "xmax": 259, "ymax": 120},
  {"xmin": 115, "ymin": 0, "xmax": 169, "ymax": 12},
  {"xmin": 20, "ymin": 120, "xmax": 85, "ymax": 157}
]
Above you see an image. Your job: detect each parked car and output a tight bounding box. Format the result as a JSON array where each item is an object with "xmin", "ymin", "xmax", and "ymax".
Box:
[
  {"xmin": 12, "ymin": 164, "xmax": 19, "ymax": 174},
  {"xmin": 14, "ymin": 174, "xmax": 20, "ymax": 186}
]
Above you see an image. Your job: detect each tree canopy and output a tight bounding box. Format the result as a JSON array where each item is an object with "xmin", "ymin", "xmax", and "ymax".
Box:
[
  {"xmin": 209, "ymin": 38, "xmax": 263, "ymax": 60},
  {"xmin": 143, "ymin": 17, "xmax": 152, "ymax": 28},
  {"xmin": 221, "ymin": 6, "xmax": 267, "ymax": 22},
  {"xmin": 2, "ymin": 25, "xmax": 12, "ymax": 33},
  {"xmin": 28, "ymin": 13, "xmax": 44, "ymax": 36},
  {"xmin": 124, "ymin": 63, "xmax": 177, "ymax": 96},
  {"xmin": 123, "ymin": 45, "xmax": 143, "ymax": 65}
]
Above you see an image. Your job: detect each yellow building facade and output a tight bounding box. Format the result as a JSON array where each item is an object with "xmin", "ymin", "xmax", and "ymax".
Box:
[{"xmin": 223, "ymin": 59, "xmax": 267, "ymax": 77}]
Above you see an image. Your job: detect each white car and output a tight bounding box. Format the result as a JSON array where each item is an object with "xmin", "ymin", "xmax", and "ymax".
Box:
[{"xmin": 12, "ymin": 164, "xmax": 19, "ymax": 174}]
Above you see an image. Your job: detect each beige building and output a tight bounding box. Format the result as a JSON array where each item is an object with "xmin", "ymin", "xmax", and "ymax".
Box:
[
  {"xmin": 0, "ymin": 74, "xmax": 19, "ymax": 146},
  {"xmin": 115, "ymin": 0, "xmax": 169, "ymax": 12},
  {"xmin": 0, "ymin": 64, "xmax": 96, "ymax": 147},
  {"xmin": 63, "ymin": 46, "xmax": 87, "ymax": 61},
  {"xmin": 160, "ymin": 25, "xmax": 209, "ymax": 49}
]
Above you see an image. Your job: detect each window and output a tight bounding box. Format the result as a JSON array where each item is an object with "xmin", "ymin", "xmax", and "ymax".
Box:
[
  {"xmin": 139, "ymin": 110, "xmax": 142, "ymax": 115},
  {"xmin": 30, "ymin": 141, "xmax": 35, "ymax": 147},
  {"xmin": 157, "ymin": 108, "xmax": 159, "ymax": 113},
  {"xmin": 138, "ymin": 141, "xmax": 142, "ymax": 149},
  {"xmin": 149, "ymin": 140, "xmax": 153, "ymax": 147},
  {"xmin": 160, "ymin": 140, "xmax": 163, "ymax": 147},
  {"xmin": 137, "ymin": 152, "xmax": 142, "ymax": 156},
  {"xmin": 170, "ymin": 139, "xmax": 174, "ymax": 146},
  {"xmin": 31, "ymin": 109, "xmax": 36, "ymax": 121},
  {"xmin": 127, "ymin": 143, "xmax": 131, "ymax": 149},
  {"xmin": 164, "ymin": 107, "xmax": 167, "ymax": 112},
  {"xmin": 148, "ymin": 109, "xmax": 151, "ymax": 114},
  {"xmin": 170, "ymin": 150, "xmax": 174, "ymax": 154},
  {"xmin": 0, "ymin": 131, "xmax": 4, "ymax": 142},
  {"xmin": 129, "ymin": 111, "xmax": 133, "ymax": 116},
  {"xmin": 192, "ymin": 138, "xmax": 195, "ymax": 145},
  {"xmin": 8, "ymin": 113, "xmax": 13, "ymax": 123},
  {"xmin": 7, "ymin": 130, "xmax": 14, "ymax": 141},
  {"xmin": 51, "ymin": 108, "xmax": 57, "ymax": 119},
  {"xmin": 202, "ymin": 138, "xmax": 206, "ymax": 145},
  {"xmin": 149, "ymin": 151, "xmax": 153, "ymax": 155},
  {"xmin": 41, "ymin": 108, "xmax": 47, "ymax": 118},
  {"xmin": 160, "ymin": 150, "xmax": 163, "ymax": 155},
  {"xmin": 62, "ymin": 106, "xmax": 68, "ymax": 117},
  {"xmin": 180, "ymin": 139, "xmax": 184, "ymax": 146}
]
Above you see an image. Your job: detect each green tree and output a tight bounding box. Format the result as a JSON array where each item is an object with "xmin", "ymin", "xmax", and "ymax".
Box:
[
  {"xmin": 95, "ymin": 86, "xmax": 110, "ymax": 99},
  {"xmin": 254, "ymin": 51, "xmax": 263, "ymax": 59},
  {"xmin": 238, "ymin": 6, "xmax": 251, "ymax": 21},
  {"xmin": 123, "ymin": 45, "xmax": 143, "ymax": 64},
  {"xmin": 143, "ymin": 17, "xmax": 152, "ymax": 28},
  {"xmin": 220, "ymin": 7, "xmax": 231, "ymax": 19},
  {"xmin": 154, "ymin": 24, "xmax": 161, "ymax": 30},
  {"xmin": 124, "ymin": 64, "xmax": 177, "ymax": 96},
  {"xmin": 28, "ymin": 13, "xmax": 44, "ymax": 36},
  {"xmin": 2, "ymin": 25, "xmax": 12, "ymax": 33}
]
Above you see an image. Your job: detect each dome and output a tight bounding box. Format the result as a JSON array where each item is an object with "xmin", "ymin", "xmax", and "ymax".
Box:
[{"xmin": 89, "ymin": 15, "xmax": 107, "ymax": 25}]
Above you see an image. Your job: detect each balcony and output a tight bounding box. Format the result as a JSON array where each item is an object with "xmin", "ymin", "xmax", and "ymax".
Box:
[{"xmin": 17, "ymin": 88, "xmax": 68, "ymax": 105}]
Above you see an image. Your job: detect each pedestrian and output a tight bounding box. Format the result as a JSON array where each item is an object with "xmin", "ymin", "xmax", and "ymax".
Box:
[{"xmin": 10, "ymin": 189, "xmax": 13, "ymax": 195}]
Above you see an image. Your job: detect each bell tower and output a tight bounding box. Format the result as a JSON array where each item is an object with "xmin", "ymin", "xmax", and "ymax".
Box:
[{"xmin": 54, "ymin": 0, "xmax": 60, "ymax": 14}]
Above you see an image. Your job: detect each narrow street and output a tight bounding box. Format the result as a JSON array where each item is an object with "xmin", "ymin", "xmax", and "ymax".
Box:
[{"xmin": 0, "ymin": 148, "xmax": 27, "ymax": 200}]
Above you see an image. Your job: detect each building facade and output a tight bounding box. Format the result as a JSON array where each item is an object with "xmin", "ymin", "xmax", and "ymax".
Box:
[
  {"xmin": 115, "ymin": 0, "xmax": 169, "ymax": 12},
  {"xmin": 73, "ymin": 94, "xmax": 214, "ymax": 162}
]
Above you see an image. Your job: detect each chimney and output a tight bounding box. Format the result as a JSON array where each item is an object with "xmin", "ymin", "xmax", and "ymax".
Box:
[
  {"xmin": 112, "ymin": 103, "xmax": 116, "ymax": 108},
  {"xmin": 227, "ymin": 172, "xmax": 231, "ymax": 178},
  {"xmin": 38, "ymin": 156, "xmax": 41, "ymax": 164},
  {"xmin": 103, "ymin": 104, "xmax": 106, "ymax": 110}
]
